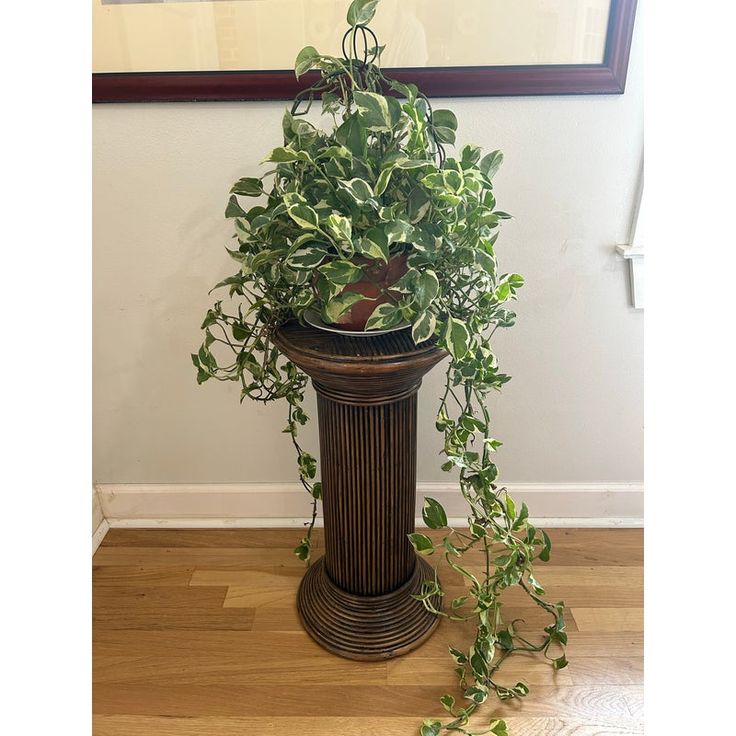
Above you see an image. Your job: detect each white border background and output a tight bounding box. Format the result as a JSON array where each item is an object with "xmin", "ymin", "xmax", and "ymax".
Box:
[{"xmin": 5, "ymin": 0, "xmax": 736, "ymax": 732}]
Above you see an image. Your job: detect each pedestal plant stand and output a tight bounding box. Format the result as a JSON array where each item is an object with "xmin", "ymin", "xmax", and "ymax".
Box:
[{"xmin": 274, "ymin": 321, "xmax": 445, "ymax": 660}]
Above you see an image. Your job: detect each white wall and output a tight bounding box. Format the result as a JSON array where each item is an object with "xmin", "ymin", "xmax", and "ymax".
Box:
[{"xmin": 93, "ymin": 14, "xmax": 642, "ymax": 487}]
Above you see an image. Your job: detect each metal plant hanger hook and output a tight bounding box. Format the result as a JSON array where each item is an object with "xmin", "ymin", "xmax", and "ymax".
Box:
[
  {"xmin": 291, "ymin": 19, "xmax": 446, "ymax": 169},
  {"xmin": 341, "ymin": 23, "xmax": 380, "ymax": 67}
]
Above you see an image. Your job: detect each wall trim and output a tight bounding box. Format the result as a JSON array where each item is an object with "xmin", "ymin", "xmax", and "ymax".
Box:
[
  {"xmin": 92, "ymin": 486, "xmax": 109, "ymax": 554},
  {"xmin": 93, "ymin": 518, "xmax": 110, "ymax": 553},
  {"xmin": 97, "ymin": 482, "xmax": 643, "ymax": 529}
]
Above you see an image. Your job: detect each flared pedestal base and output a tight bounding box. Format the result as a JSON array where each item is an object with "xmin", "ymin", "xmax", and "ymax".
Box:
[{"xmin": 297, "ymin": 556, "xmax": 441, "ymax": 661}]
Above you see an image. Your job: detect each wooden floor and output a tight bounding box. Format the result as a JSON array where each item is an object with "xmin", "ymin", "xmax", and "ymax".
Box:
[{"xmin": 93, "ymin": 528, "xmax": 643, "ymax": 735}]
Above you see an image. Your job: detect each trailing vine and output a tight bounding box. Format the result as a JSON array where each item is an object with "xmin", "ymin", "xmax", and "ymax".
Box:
[{"xmin": 193, "ymin": 2, "xmax": 566, "ymax": 733}]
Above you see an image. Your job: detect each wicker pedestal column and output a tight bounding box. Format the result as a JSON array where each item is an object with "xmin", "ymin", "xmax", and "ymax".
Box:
[{"xmin": 274, "ymin": 322, "xmax": 446, "ymax": 660}]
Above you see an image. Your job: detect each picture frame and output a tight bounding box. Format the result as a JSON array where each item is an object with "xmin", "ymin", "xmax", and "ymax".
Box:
[{"xmin": 92, "ymin": 0, "xmax": 637, "ymax": 103}]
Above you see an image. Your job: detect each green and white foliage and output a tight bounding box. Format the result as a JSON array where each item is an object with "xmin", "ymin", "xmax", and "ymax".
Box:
[{"xmin": 193, "ymin": 1, "xmax": 565, "ymax": 733}]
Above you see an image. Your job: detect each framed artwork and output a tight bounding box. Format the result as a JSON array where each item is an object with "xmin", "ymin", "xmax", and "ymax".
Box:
[{"xmin": 93, "ymin": 0, "xmax": 637, "ymax": 102}]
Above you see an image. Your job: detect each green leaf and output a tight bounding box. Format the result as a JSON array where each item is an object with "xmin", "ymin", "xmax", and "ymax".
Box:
[
  {"xmin": 325, "ymin": 213, "xmax": 352, "ymax": 243},
  {"xmin": 230, "ymin": 177, "xmax": 263, "ymax": 197},
  {"xmin": 365, "ymin": 302, "xmax": 403, "ymax": 331},
  {"xmin": 414, "ymin": 271, "xmax": 439, "ymax": 311},
  {"xmin": 539, "ymin": 529, "xmax": 552, "ymax": 562},
  {"xmin": 422, "ymin": 497, "xmax": 448, "ymax": 529},
  {"xmin": 495, "ymin": 281, "xmax": 512, "ymax": 302},
  {"xmin": 294, "ymin": 540, "xmax": 310, "ymax": 561},
  {"xmin": 294, "ymin": 45, "xmax": 320, "ymax": 79},
  {"xmin": 286, "ymin": 247, "xmax": 329, "ymax": 270},
  {"xmin": 450, "ymin": 596, "xmax": 468, "ymax": 609},
  {"xmin": 323, "ymin": 291, "xmax": 365, "ymax": 323},
  {"xmin": 338, "ymin": 177, "xmax": 375, "ymax": 204},
  {"xmin": 421, "ymin": 172, "xmax": 444, "ymax": 190},
  {"xmin": 335, "ymin": 116, "xmax": 365, "ymax": 157},
  {"xmin": 505, "ymin": 495, "xmax": 516, "ymax": 521},
  {"xmin": 347, "ymin": 0, "xmax": 380, "ymax": 26},
  {"xmin": 553, "ymin": 655, "xmax": 569, "ymax": 670},
  {"xmin": 419, "ymin": 721, "xmax": 441, "ymax": 736},
  {"xmin": 385, "ymin": 219, "xmax": 414, "ymax": 244},
  {"xmin": 352, "ymin": 90, "xmax": 401, "ymax": 132},
  {"xmin": 497, "ymin": 630, "xmax": 514, "ymax": 650},
  {"xmin": 231, "ymin": 323, "xmax": 249, "ymax": 341},
  {"xmin": 442, "ymin": 316, "xmax": 470, "ymax": 359},
  {"xmin": 407, "ymin": 187, "xmax": 431, "ymax": 224},
  {"xmin": 407, "ymin": 532, "xmax": 434, "ymax": 555},
  {"xmin": 374, "ymin": 166, "xmax": 394, "ymax": 196},
  {"xmin": 513, "ymin": 501, "xmax": 529, "ymax": 529},
  {"xmin": 464, "ymin": 685, "xmax": 488, "ymax": 704},
  {"xmin": 508, "ymin": 273, "xmax": 525, "ymax": 290},
  {"xmin": 411, "ymin": 311, "xmax": 436, "ymax": 344},
  {"xmin": 449, "ymin": 646, "xmax": 467, "ymax": 664},
  {"xmin": 389, "ymin": 79, "xmax": 418, "ymax": 101},
  {"xmin": 263, "ymin": 147, "xmax": 298, "ymax": 163},
  {"xmin": 489, "ymin": 720, "xmax": 510, "ymax": 736},
  {"xmin": 298, "ymin": 452, "xmax": 317, "ymax": 480},
  {"xmin": 287, "ymin": 204, "xmax": 320, "ymax": 230},
  {"xmin": 474, "ymin": 249, "xmax": 496, "ymax": 276},
  {"xmin": 233, "ymin": 218, "xmax": 250, "ymax": 242},
  {"xmin": 470, "ymin": 651, "xmax": 488, "ymax": 679},
  {"xmin": 319, "ymin": 260, "xmax": 363, "ymax": 285},
  {"xmin": 480, "ymin": 150, "xmax": 504, "ymax": 179},
  {"xmin": 439, "ymin": 694, "xmax": 455, "ymax": 713},
  {"xmin": 359, "ymin": 226, "xmax": 389, "ymax": 262},
  {"xmin": 528, "ymin": 573, "xmax": 545, "ymax": 595},
  {"xmin": 460, "ymin": 144, "xmax": 481, "ymax": 168},
  {"xmin": 444, "ymin": 169, "xmax": 464, "ymax": 193},
  {"xmin": 432, "ymin": 109, "xmax": 458, "ymax": 144},
  {"xmin": 225, "ymin": 195, "xmax": 246, "ymax": 218},
  {"xmin": 263, "ymin": 147, "xmax": 310, "ymax": 164}
]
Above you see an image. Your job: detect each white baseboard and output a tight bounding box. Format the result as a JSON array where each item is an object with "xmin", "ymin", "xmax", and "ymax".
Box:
[
  {"xmin": 92, "ymin": 486, "xmax": 109, "ymax": 553},
  {"xmin": 93, "ymin": 518, "xmax": 110, "ymax": 553},
  {"xmin": 97, "ymin": 482, "xmax": 643, "ymax": 529}
]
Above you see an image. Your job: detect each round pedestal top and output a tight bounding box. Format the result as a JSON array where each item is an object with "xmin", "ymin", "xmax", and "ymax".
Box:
[{"xmin": 274, "ymin": 320, "xmax": 445, "ymax": 364}]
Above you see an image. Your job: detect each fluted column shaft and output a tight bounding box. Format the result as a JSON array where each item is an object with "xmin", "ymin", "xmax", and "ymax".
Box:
[{"xmin": 273, "ymin": 321, "xmax": 445, "ymax": 660}]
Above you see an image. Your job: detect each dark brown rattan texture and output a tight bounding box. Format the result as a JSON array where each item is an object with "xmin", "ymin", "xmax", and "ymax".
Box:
[{"xmin": 274, "ymin": 321, "xmax": 447, "ymax": 660}]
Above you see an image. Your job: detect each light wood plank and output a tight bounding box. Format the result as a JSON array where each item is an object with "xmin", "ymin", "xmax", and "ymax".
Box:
[
  {"xmin": 102, "ymin": 528, "xmax": 326, "ymax": 549},
  {"xmin": 93, "ymin": 547, "xmax": 309, "ymax": 568},
  {"xmin": 93, "ymin": 650, "xmax": 387, "ymax": 686},
  {"xmin": 249, "ymin": 604, "xmax": 579, "ymax": 633},
  {"xmin": 101, "ymin": 528, "xmax": 643, "ymax": 564},
  {"xmin": 571, "ymin": 608, "xmax": 644, "ymax": 632},
  {"xmin": 388, "ymin": 656, "xmax": 575, "ymax": 687},
  {"xmin": 93, "ymin": 628, "xmax": 642, "ymax": 661},
  {"xmin": 93, "ymin": 587, "xmax": 254, "ymax": 631},
  {"xmin": 189, "ymin": 567, "xmax": 304, "ymax": 587},
  {"xmin": 92, "ymin": 565, "xmax": 195, "ymax": 587},
  {"xmin": 439, "ymin": 584, "xmax": 642, "ymax": 608},
  {"xmin": 93, "ymin": 715, "xmax": 643, "ymax": 736},
  {"xmin": 93, "ymin": 683, "xmax": 636, "ymax": 720},
  {"xmin": 93, "ymin": 715, "xmax": 642, "ymax": 736}
]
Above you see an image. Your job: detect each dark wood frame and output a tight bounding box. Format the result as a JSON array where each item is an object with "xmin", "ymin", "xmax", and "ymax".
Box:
[{"xmin": 93, "ymin": 0, "xmax": 637, "ymax": 103}]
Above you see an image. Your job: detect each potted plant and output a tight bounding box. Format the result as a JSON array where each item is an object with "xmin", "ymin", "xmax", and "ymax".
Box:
[{"xmin": 193, "ymin": 1, "xmax": 567, "ymax": 733}]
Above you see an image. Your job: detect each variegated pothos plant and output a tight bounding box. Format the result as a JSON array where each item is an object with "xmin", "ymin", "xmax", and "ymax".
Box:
[{"xmin": 193, "ymin": 2, "xmax": 567, "ymax": 734}]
